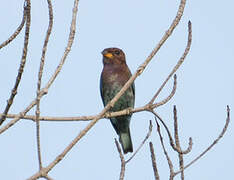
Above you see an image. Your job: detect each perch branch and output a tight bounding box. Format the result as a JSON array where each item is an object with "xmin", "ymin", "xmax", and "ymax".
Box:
[
  {"xmin": 1, "ymin": 69, "xmax": 177, "ymax": 123},
  {"xmin": 1, "ymin": 75, "xmax": 175, "ymax": 122}
]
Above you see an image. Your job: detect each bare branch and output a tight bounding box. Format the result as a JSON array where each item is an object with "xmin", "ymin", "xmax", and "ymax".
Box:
[
  {"xmin": 115, "ymin": 139, "xmax": 126, "ymax": 180},
  {"xmin": 125, "ymin": 120, "xmax": 153, "ymax": 163},
  {"xmin": 0, "ymin": 0, "xmax": 31, "ymax": 126},
  {"xmin": 0, "ymin": 2, "xmax": 26, "ymax": 49},
  {"xmin": 156, "ymin": 121, "xmax": 174, "ymax": 180},
  {"xmin": 152, "ymin": 109, "xmax": 192, "ymax": 156},
  {"xmin": 139, "ymin": 0, "xmax": 186, "ymax": 77},
  {"xmin": 149, "ymin": 20, "xmax": 192, "ymax": 105},
  {"xmin": 149, "ymin": 142, "xmax": 160, "ymax": 180},
  {"xmin": 35, "ymin": 0, "xmax": 54, "ymax": 171},
  {"xmin": 150, "ymin": 74, "xmax": 177, "ymax": 108},
  {"xmin": 42, "ymin": 0, "xmax": 78, "ymax": 91},
  {"xmin": 173, "ymin": 106, "xmax": 184, "ymax": 180},
  {"xmin": 0, "ymin": 73, "xmax": 174, "ymax": 123},
  {"xmin": 35, "ymin": 121, "xmax": 42, "ymax": 169},
  {"xmin": 174, "ymin": 106, "xmax": 231, "ymax": 176},
  {"xmin": 0, "ymin": 101, "xmax": 169, "ymax": 122},
  {"xmin": 152, "ymin": 111, "xmax": 177, "ymax": 150},
  {"xmin": 0, "ymin": 98, "xmax": 38, "ymax": 134}
]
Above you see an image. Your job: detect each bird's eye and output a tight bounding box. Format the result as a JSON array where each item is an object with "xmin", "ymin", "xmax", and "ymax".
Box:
[{"xmin": 114, "ymin": 50, "xmax": 120, "ymax": 55}]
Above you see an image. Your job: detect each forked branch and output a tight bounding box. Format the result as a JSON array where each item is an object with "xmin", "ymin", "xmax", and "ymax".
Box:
[{"xmin": 174, "ymin": 105, "xmax": 230, "ymax": 177}]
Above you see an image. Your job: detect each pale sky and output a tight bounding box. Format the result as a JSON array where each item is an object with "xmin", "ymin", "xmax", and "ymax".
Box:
[{"xmin": 0, "ymin": 0, "xmax": 233, "ymax": 179}]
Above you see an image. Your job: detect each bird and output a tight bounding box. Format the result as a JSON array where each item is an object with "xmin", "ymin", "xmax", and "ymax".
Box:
[{"xmin": 100, "ymin": 47, "xmax": 135, "ymax": 154}]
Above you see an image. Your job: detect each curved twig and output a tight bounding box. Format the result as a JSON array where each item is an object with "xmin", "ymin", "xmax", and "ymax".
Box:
[
  {"xmin": 0, "ymin": 2, "xmax": 27, "ymax": 49},
  {"xmin": 174, "ymin": 106, "xmax": 193, "ymax": 155},
  {"xmin": 149, "ymin": 20, "xmax": 192, "ymax": 105},
  {"xmin": 152, "ymin": 110, "xmax": 193, "ymax": 155},
  {"xmin": 0, "ymin": 0, "xmax": 31, "ymax": 126},
  {"xmin": 150, "ymin": 74, "xmax": 177, "ymax": 109},
  {"xmin": 152, "ymin": 111, "xmax": 177, "ymax": 148},
  {"xmin": 156, "ymin": 121, "xmax": 174, "ymax": 180},
  {"xmin": 174, "ymin": 105, "xmax": 230, "ymax": 176},
  {"xmin": 125, "ymin": 120, "xmax": 152, "ymax": 163},
  {"xmin": 173, "ymin": 105, "xmax": 185, "ymax": 179}
]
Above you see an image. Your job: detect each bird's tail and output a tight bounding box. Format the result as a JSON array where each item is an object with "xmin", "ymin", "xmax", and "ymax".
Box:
[{"xmin": 119, "ymin": 128, "xmax": 133, "ymax": 154}]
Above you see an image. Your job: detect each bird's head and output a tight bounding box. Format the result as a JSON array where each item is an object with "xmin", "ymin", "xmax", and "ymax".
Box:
[{"xmin": 102, "ymin": 47, "xmax": 126, "ymax": 65}]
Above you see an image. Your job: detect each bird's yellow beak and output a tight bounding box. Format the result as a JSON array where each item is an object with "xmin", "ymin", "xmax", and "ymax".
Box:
[{"xmin": 103, "ymin": 53, "xmax": 113, "ymax": 59}]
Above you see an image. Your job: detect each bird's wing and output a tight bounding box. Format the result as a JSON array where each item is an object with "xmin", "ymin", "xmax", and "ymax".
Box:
[
  {"xmin": 99, "ymin": 75, "xmax": 105, "ymax": 105},
  {"xmin": 131, "ymin": 81, "xmax": 135, "ymax": 97}
]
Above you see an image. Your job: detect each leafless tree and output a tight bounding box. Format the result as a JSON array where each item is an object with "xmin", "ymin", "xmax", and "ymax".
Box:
[{"xmin": 0, "ymin": 0, "xmax": 230, "ymax": 179}]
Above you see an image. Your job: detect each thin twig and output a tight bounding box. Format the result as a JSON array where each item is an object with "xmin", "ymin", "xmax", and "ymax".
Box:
[
  {"xmin": 174, "ymin": 105, "xmax": 230, "ymax": 176},
  {"xmin": 149, "ymin": 142, "xmax": 160, "ymax": 180},
  {"xmin": 149, "ymin": 20, "xmax": 192, "ymax": 105},
  {"xmin": 0, "ymin": 2, "xmax": 27, "ymax": 49},
  {"xmin": 156, "ymin": 121, "xmax": 174, "ymax": 180},
  {"xmin": 151, "ymin": 74, "xmax": 177, "ymax": 108},
  {"xmin": 152, "ymin": 110, "xmax": 193, "ymax": 155},
  {"xmin": 173, "ymin": 106, "xmax": 184, "ymax": 180},
  {"xmin": 125, "ymin": 120, "xmax": 153, "ymax": 163},
  {"xmin": 36, "ymin": 120, "xmax": 42, "ymax": 169},
  {"xmin": 0, "ymin": 100, "xmax": 37, "ymax": 134},
  {"xmin": 152, "ymin": 111, "xmax": 177, "ymax": 148},
  {"xmin": 115, "ymin": 139, "xmax": 126, "ymax": 180},
  {"xmin": 0, "ymin": 0, "xmax": 31, "ymax": 126},
  {"xmin": 0, "ymin": 96, "xmax": 173, "ymax": 121},
  {"xmin": 149, "ymin": 20, "xmax": 193, "ymax": 154},
  {"xmin": 146, "ymin": 74, "xmax": 177, "ymax": 111},
  {"xmin": 35, "ymin": 0, "xmax": 54, "ymax": 170}
]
